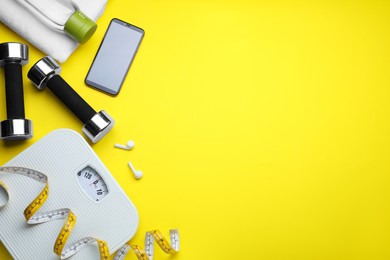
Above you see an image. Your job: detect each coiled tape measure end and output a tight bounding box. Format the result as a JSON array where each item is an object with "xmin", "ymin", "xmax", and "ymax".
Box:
[{"xmin": 0, "ymin": 166, "xmax": 180, "ymax": 260}]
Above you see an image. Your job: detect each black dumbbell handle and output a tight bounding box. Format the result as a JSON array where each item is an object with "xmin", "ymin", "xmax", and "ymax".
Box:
[
  {"xmin": 46, "ymin": 75, "xmax": 96, "ymax": 124},
  {"xmin": 4, "ymin": 62, "xmax": 25, "ymax": 119}
]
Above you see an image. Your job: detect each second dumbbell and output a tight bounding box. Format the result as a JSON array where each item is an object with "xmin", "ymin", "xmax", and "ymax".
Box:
[
  {"xmin": 27, "ymin": 56, "xmax": 114, "ymax": 143},
  {"xmin": 0, "ymin": 42, "xmax": 33, "ymax": 141}
]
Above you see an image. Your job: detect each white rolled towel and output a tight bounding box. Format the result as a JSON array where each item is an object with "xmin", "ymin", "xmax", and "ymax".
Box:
[{"xmin": 0, "ymin": 0, "xmax": 108, "ymax": 63}]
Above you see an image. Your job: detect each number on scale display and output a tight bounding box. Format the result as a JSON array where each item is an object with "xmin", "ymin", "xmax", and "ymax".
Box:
[{"xmin": 77, "ymin": 166, "xmax": 108, "ymax": 201}]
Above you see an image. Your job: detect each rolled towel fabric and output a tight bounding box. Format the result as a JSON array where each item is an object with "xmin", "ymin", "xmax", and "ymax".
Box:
[{"xmin": 0, "ymin": 0, "xmax": 108, "ymax": 63}]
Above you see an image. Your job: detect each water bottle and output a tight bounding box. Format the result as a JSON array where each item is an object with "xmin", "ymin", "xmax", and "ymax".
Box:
[{"xmin": 19, "ymin": 0, "xmax": 97, "ymax": 44}]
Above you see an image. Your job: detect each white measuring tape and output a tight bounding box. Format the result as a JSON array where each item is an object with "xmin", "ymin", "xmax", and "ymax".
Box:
[{"xmin": 0, "ymin": 166, "xmax": 180, "ymax": 260}]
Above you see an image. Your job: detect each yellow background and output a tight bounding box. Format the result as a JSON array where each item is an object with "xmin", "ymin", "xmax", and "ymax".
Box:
[{"xmin": 1, "ymin": 0, "xmax": 390, "ymax": 259}]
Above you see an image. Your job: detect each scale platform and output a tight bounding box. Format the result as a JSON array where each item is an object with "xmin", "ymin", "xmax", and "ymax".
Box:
[{"xmin": 0, "ymin": 129, "xmax": 139, "ymax": 259}]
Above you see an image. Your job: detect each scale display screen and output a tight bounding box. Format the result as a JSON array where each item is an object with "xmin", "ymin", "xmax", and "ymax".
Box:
[{"xmin": 77, "ymin": 166, "xmax": 108, "ymax": 201}]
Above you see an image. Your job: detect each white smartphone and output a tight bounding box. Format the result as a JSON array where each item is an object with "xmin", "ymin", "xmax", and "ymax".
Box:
[{"xmin": 85, "ymin": 18, "xmax": 144, "ymax": 95}]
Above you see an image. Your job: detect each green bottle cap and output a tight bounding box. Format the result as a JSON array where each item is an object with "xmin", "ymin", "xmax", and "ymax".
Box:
[{"xmin": 64, "ymin": 11, "xmax": 97, "ymax": 44}]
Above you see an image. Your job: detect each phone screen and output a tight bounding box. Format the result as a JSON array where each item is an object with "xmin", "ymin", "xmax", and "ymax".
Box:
[{"xmin": 85, "ymin": 19, "xmax": 144, "ymax": 95}]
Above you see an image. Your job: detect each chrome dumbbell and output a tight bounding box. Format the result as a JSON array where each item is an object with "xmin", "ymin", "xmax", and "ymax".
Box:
[
  {"xmin": 27, "ymin": 56, "xmax": 114, "ymax": 143},
  {"xmin": 0, "ymin": 42, "xmax": 33, "ymax": 140}
]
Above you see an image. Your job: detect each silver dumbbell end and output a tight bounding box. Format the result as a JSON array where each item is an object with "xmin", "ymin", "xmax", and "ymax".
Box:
[
  {"xmin": 82, "ymin": 111, "xmax": 115, "ymax": 143},
  {"xmin": 0, "ymin": 42, "xmax": 28, "ymax": 66},
  {"xmin": 0, "ymin": 119, "xmax": 33, "ymax": 141},
  {"xmin": 28, "ymin": 56, "xmax": 61, "ymax": 90}
]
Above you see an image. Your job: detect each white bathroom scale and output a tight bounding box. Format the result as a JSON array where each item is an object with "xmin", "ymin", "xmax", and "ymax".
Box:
[{"xmin": 0, "ymin": 129, "xmax": 139, "ymax": 259}]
